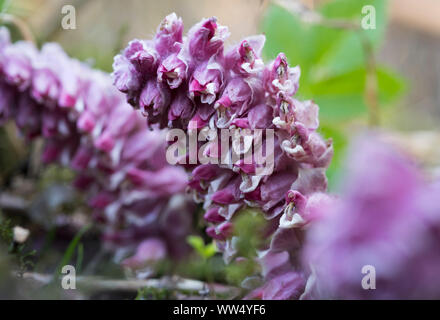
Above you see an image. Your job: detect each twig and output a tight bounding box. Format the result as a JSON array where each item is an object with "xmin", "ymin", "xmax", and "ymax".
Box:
[
  {"xmin": 19, "ymin": 272, "xmax": 241, "ymax": 297},
  {"xmin": 0, "ymin": 192, "xmax": 28, "ymax": 213},
  {"xmin": 359, "ymin": 31, "xmax": 380, "ymax": 126},
  {"xmin": 0, "ymin": 13, "xmax": 35, "ymax": 43}
]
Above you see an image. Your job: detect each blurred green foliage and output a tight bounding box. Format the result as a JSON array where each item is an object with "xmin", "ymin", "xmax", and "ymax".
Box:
[
  {"xmin": 0, "ymin": 213, "xmax": 36, "ymax": 274},
  {"xmin": 38, "ymin": 165, "xmax": 76, "ymax": 190},
  {"xmin": 225, "ymin": 208, "xmax": 266, "ymax": 286},
  {"xmin": 0, "ymin": 215, "xmax": 13, "ymax": 244},
  {"xmin": 54, "ymin": 223, "xmax": 91, "ymax": 279},
  {"xmin": 0, "ymin": 0, "xmax": 10, "ymax": 12},
  {"xmin": 262, "ymin": 0, "xmax": 406, "ymax": 190},
  {"xmin": 187, "ymin": 235, "xmax": 217, "ymax": 261}
]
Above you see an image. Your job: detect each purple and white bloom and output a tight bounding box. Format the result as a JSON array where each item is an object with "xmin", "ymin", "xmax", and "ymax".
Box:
[
  {"xmin": 225, "ymin": 36, "xmax": 265, "ymax": 76},
  {"xmin": 1, "ymin": 41, "xmax": 36, "ymax": 91},
  {"xmin": 113, "ymin": 15, "xmax": 333, "ymax": 281}
]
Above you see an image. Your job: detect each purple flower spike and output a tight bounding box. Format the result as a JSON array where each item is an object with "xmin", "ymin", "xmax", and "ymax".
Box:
[
  {"xmin": 112, "ymin": 15, "xmax": 333, "ymax": 296},
  {"xmin": 0, "ymin": 26, "xmax": 196, "ymax": 268}
]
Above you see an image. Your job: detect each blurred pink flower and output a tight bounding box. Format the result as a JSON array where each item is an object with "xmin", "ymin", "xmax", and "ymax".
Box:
[
  {"xmin": 0, "ymin": 27, "xmax": 195, "ymax": 266},
  {"xmin": 304, "ymin": 135, "xmax": 440, "ymax": 299}
]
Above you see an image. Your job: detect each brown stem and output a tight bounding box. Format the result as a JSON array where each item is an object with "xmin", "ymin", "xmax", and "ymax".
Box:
[
  {"xmin": 359, "ymin": 31, "xmax": 380, "ymax": 127},
  {"xmin": 0, "ymin": 13, "xmax": 35, "ymax": 43}
]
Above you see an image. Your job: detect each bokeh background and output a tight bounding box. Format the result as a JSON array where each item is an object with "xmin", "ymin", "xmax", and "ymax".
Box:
[{"xmin": 1, "ymin": 0, "xmax": 439, "ymax": 299}]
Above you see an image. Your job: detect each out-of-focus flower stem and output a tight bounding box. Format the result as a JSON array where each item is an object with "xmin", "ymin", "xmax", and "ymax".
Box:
[
  {"xmin": 0, "ymin": 13, "xmax": 35, "ymax": 43},
  {"xmin": 359, "ymin": 31, "xmax": 380, "ymax": 127}
]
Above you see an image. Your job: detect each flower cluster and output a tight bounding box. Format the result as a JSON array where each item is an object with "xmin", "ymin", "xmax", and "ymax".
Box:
[
  {"xmin": 113, "ymin": 13, "xmax": 333, "ymax": 295},
  {"xmin": 303, "ymin": 135, "xmax": 440, "ymax": 299},
  {"xmin": 0, "ymin": 27, "xmax": 194, "ymax": 267}
]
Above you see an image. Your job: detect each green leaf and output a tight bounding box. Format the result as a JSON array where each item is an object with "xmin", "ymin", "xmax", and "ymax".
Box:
[
  {"xmin": 262, "ymin": 0, "xmax": 405, "ymax": 123},
  {"xmin": 54, "ymin": 224, "xmax": 91, "ymax": 279},
  {"xmin": 75, "ymin": 242, "xmax": 84, "ymax": 274},
  {"xmin": 187, "ymin": 235, "xmax": 216, "ymax": 260},
  {"xmin": 0, "ymin": 0, "xmax": 10, "ymax": 13},
  {"xmin": 318, "ymin": 124, "xmax": 348, "ymax": 192},
  {"xmin": 376, "ymin": 67, "xmax": 406, "ymax": 105},
  {"xmin": 310, "ymin": 67, "xmax": 405, "ymax": 122},
  {"xmin": 187, "ymin": 235, "xmax": 204, "ymax": 253}
]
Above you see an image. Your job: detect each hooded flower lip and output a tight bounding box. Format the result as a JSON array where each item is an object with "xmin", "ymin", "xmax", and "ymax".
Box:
[
  {"xmin": 187, "ymin": 17, "xmax": 230, "ymax": 63},
  {"xmin": 168, "ymin": 89, "xmax": 194, "ymax": 125},
  {"xmin": 206, "ymin": 221, "xmax": 233, "ymax": 241},
  {"xmin": 139, "ymin": 80, "xmax": 170, "ymax": 114},
  {"xmin": 279, "ymin": 191, "xmax": 332, "ymax": 229},
  {"xmin": 225, "ymin": 35, "xmax": 266, "ymax": 76},
  {"xmin": 189, "ymin": 60, "xmax": 223, "ymax": 105},
  {"xmin": 158, "ymin": 12, "xmax": 183, "ymax": 36},
  {"xmin": 155, "ymin": 12, "xmax": 184, "ymax": 56},
  {"xmin": 264, "ymin": 53, "xmax": 300, "ymax": 97},
  {"xmin": 128, "ymin": 40, "xmax": 158, "ymax": 73},
  {"xmin": 214, "ymin": 77, "xmax": 253, "ymax": 128},
  {"xmin": 157, "ymin": 51, "xmax": 187, "ymax": 89},
  {"xmin": 237, "ymin": 39, "xmax": 265, "ymax": 74},
  {"xmin": 204, "ymin": 207, "xmax": 225, "ymax": 223},
  {"xmin": 112, "ymin": 53, "xmax": 141, "ymax": 93}
]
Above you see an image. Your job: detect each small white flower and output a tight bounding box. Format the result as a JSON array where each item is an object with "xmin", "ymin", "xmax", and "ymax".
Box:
[{"xmin": 13, "ymin": 226, "xmax": 30, "ymax": 244}]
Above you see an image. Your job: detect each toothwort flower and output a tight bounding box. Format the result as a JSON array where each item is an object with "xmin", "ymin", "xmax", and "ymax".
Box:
[
  {"xmin": 113, "ymin": 13, "xmax": 333, "ymax": 296},
  {"xmin": 0, "ymin": 27, "xmax": 195, "ymax": 269}
]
